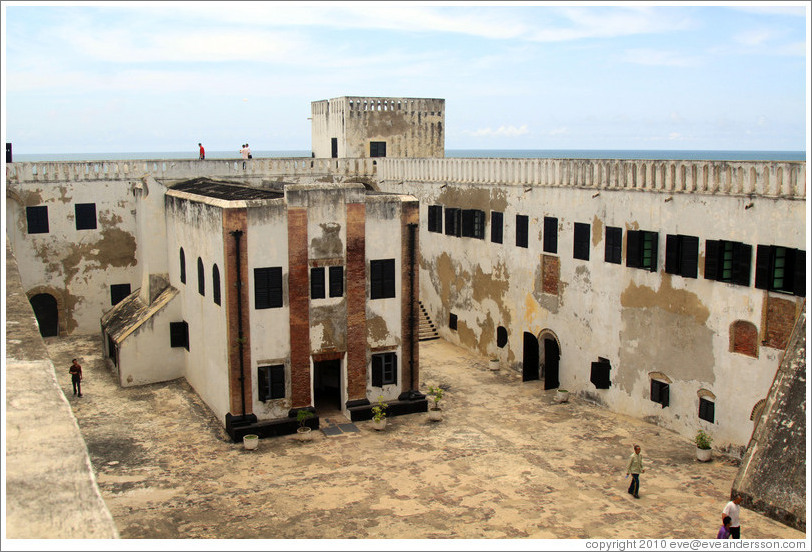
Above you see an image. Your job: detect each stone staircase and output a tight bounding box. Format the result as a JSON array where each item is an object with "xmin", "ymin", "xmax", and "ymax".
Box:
[{"xmin": 418, "ymin": 301, "xmax": 439, "ymax": 341}]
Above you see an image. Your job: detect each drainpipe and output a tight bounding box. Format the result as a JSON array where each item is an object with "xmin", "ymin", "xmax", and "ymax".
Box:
[
  {"xmin": 230, "ymin": 229, "xmax": 247, "ymax": 418},
  {"xmin": 407, "ymin": 222, "xmax": 420, "ymax": 398}
]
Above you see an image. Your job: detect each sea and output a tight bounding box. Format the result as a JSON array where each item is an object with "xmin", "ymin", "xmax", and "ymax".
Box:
[{"xmin": 9, "ymin": 149, "xmax": 807, "ymax": 163}]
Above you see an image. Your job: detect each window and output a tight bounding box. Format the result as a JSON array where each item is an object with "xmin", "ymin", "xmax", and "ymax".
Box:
[
  {"xmin": 329, "ymin": 266, "xmax": 344, "ymax": 298},
  {"xmin": 254, "ymin": 267, "xmax": 283, "ymax": 309},
  {"xmin": 444, "ymin": 207, "xmax": 461, "ymax": 237},
  {"xmin": 627, "ymin": 230, "xmax": 658, "ymax": 272},
  {"xmin": 257, "ymin": 365, "xmax": 285, "ymax": 401},
  {"xmin": 605, "ymin": 226, "xmax": 622, "ymax": 264},
  {"xmin": 573, "ymin": 222, "xmax": 590, "ymax": 261},
  {"xmin": 179, "ymin": 248, "xmax": 186, "ymax": 284},
  {"xmin": 449, "ymin": 312, "xmax": 458, "ymax": 331},
  {"xmin": 197, "ymin": 258, "xmax": 205, "ymax": 296},
  {"xmin": 665, "ymin": 234, "xmax": 699, "ymax": 278},
  {"xmin": 650, "ymin": 379, "xmax": 669, "ymax": 408},
  {"xmin": 461, "ymin": 209, "xmax": 485, "ymax": 239},
  {"xmin": 590, "ymin": 358, "xmax": 612, "ymax": 389},
  {"xmin": 699, "ymin": 398, "xmax": 715, "ymax": 423},
  {"xmin": 705, "ymin": 240, "xmax": 751, "ymax": 286},
  {"xmin": 428, "ymin": 205, "xmax": 443, "ymax": 233},
  {"xmin": 755, "ymin": 245, "xmax": 805, "ymax": 297},
  {"xmin": 74, "ymin": 203, "xmax": 97, "ymax": 230},
  {"xmin": 26, "ymin": 206, "xmax": 49, "ymax": 234},
  {"xmin": 370, "ymin": 141, "xmax": 387, "ymax": 158},
  {"xmin": 170, "ymin": 321, "xmax": 189, "ymax": 351},
  {"xmin": 496, "ymin": 326, "xmax": 508, "ymax": 348},
  {"xmin": 311, "ymin": 267, "xmax": 325, "ymax": 299},
  {"xmin": 370, "ymin": 259, "xmax": 396, "ymax": 299},
  {"xmin": 110, "ymin": 283, "xmax": 131, "ymax": 306},
  {"xmin": 371, "ymin": 352, "xmax": 397, "ymax": 386},
  {"xmin": 491, "ymin": 211, "xmax": 503, "ymax": 244},
  {"xmin": 515, "ymin": 214, "xmax": 528, "ymax": 248},
  {"xmin": 543, "ymin": 217, "xmax": 558, "ymax": 253},
  {"xmin": 212, "ymin": 264, "xmax": 221, "ymax": 306}
]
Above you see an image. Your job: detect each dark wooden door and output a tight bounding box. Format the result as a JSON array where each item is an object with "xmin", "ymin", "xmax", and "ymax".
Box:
[
  {"xmin": 522, "ymin": 332, "xmax": 539, "ymax": 381},
  {"xmin": 30, "ymin": 293, "xmax": 58, "ymax": 337},
  {"xmin": 543, "ymin": 338, "xmax": 560, "ymax": 390}
]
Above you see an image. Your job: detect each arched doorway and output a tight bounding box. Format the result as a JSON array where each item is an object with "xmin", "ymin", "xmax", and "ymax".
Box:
[
  {"xmin": 29, "ymin": 293, "xmax": 59, "ymax": 337},
  {"xmin": 542, "ymin": 337, "xmax": 560, "ymax": 390},
  {"xmin": 522, "ymin": 332, "xmax": 539, "ymax": 381}
]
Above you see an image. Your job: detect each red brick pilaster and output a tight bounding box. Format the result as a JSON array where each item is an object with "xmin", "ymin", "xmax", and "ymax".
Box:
[
  {"xmin": 288, "ymin": 208, "xmax": 312, "ymax": 407},
  {"xmin": 401, "ymin": 201, "xmax": 420, "ymax": 394},
  {"xmin": 346, "ymin": 202, "xmax": 368, "ymax": 401},
  {"xmin": 223, "ymin": 209, "xmax": 252, "ymax": 415}
]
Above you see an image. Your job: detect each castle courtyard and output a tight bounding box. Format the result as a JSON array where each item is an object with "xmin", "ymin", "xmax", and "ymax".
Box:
[{"xmin": 39, "ymin": 334, "xmax": 803, "ymax": 541}]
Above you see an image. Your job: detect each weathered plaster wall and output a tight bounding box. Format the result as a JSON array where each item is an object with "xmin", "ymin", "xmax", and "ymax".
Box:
[
  {"xmin": 117, "ymin": 299, "xmax": 185, "ymax": 386},
  {"xmin": 165, "ymin": 195, "xmax": 230, "ymax": 422},
  {"xmin": 383, "ymin": 177, "xmax": 806, "ymax": 448},
  {"xmin": 5, "ymin": 179, "xmax": 139, "ymax": 334}
]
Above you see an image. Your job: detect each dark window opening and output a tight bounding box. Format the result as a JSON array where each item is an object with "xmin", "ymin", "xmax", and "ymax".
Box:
[
  {"xmin": 705, "ymin": 240, "xmax": 751, "ymax": 286},
  {"xmin": 75, "ymin": 203, "xmax": 97, "ymax": 230},
  {"xmin": 461, "ymin": 209, "xmax": 485, "ymax": 239},
  {"xmin": 699, "ymin": 398, "xmax": 715, "ymax": 423},
  {"xmin": 428, "ymin": 205, "xmax": 443, "ymax": 233},
  {"xmin": 496, "ymin": 326, "xmax": 508, "ymax": 348},
  {"xmin": 590, "ymin": 358, "xmax": 612, "ymax": 389},
  {"xmin": 627, "ymin": 230, "xmax": 659, "ymax": 272},
  {"xmin": 491, "ymin": 211, "xmax": 503, "ymax": 244},
  {"xmin": 370, "ymin": 259, "xmax": 396, "ymax": 299},
  {"xmin": 331, "ymin": 138, "xmax": 338, "ymax": 158},
  {"xmin": 107, "ymin": 334, "xmax": 117, "ymax": 367},
  {"xmin": 179, "ymin": 248, "xmax": 186, "ymax": 284},
  {"xmin": 311, "ymin": 267, "xmax": 326, "ymax": 299},
  {"xmin": 543, "ymin": 216, "xmax": 558, "ymax": 253},
  {"xmin": 197, "ymin": 258, "xmax": 205, "ymax": 296},
  {"xmin": 212, "ymin": 264, "xmax": 221, "ymax": 306},
  {"xmin": 755, "ymin": 245, "xmax": 805, "ymax": 297},
  {"xmin": 370, "ymin": 141, "xmax": 387, "ymax": 158},
  {"xmin": 449, "ymin": 312, "xmax": 458, "ymax": 331},
  {"xmin": 371, "ymin": 352, "xmax": 397, "ymax": 386},
  {"xmin": 170, "ymin": 321, "xmax": 189, "ymax": 351},
  {"xmin": 665, "ymin": 234, "xmax": 699, "ymax": 278},
  {"xmin": 444, "ymin": 207, "xmax": 461, "ymax": 237},
  {"xmin": 329, "ymin": 266, "xmax": 344, "ymax": 298},
  {"xmin": 254, "ymin": 267, "xmax": 283, "ymax": 309},
  {"xmin": 26, "ymin": 206, "xmax": 49, "ymax": 234},
  {"xmin": 258, "ymin": 364, "xmax": 285, "ymax": 401},
  {"xmin": 605, "ymin": 226, "xmax": 622, "ymax": 264},
  {"xmin": 515, "ymin": 214, "xmax": 528, "ymax": 248},
  {"xmin": 110, "ymin": 283, "xmax": 131, "ymax": 306},
  {"xmin": 573, "ymin": 222, "xmax": 590, "ymax": 261},
  {"xmin": 650, "ymin": 379, "xmax": 669, "ymax": 408}
]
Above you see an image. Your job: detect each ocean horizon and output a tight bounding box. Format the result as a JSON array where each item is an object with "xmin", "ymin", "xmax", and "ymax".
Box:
[{"xmin": 9, "ymin": 148, "xmax": 807, "ymax": 163}]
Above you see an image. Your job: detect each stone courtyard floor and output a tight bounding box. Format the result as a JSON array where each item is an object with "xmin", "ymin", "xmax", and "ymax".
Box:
[{"xmin": 45, "ymin": 334, "xmax": 805, "ymax": 541}]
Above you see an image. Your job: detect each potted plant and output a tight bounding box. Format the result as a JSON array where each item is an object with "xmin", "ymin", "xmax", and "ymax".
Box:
[
  {"xmin": 555, "ymin": 388, "xmax": 570, "ymax": 403},
  {"xmin": 695, "ymin": 429, "xmax": 712, "ymax": 462},
  {"xmin": 427, "ymin": 385, "xmax": 444, "ymax": 421},
  {"xmin": 371, "ymin": 396, "xmax": 388, "ymax": 430},
  {"xmin": 243, "ymin": 434, "xmax": 259, "ymax": 450},
  {"xmin": 296, "ymin": 409, "xmax": 314, "ymax": 441}
]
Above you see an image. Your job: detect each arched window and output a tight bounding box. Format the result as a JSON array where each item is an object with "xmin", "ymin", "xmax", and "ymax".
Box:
[
  {"xmin": 730, "ymin": 320, "xmax": 758, "ymax": 358},
  {"xmin": 496, "ymin": 326, "xmax": 508, "ymax": 348},
  {"xmin": 212, "ymin": 264, "xmax": 221, "ymax": 306},
  {"xmin": 197, "ymin": 258, "xmax": 205, "ymax": 296},
  {"xmin": 179, "ymin": 248, "xmax": 186, "ymax": 284}
]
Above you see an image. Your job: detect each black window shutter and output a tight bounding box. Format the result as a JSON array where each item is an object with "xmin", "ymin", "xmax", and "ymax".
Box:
[
  {"xmin": 650, "ymin": 379, "xmax": 659, "ymax": 403},
  {"xmin": 461, "ymin": 209, "xmax": 474, "ymax": 237},
  {"xmin": 75, "ymin": 203, "xmax": 97, "ymax": 230},
  {"xmin": 474, "ymin": 210, "xmax": 485, "ymax": 239},
  {"xmin": 268, "ymin": 267, "xmax": 283, "ymax": 307},
  {"xmin": 516, "ymin": 215, "xmax": 528, "ymax": 248},
  {"xmin": 491, "ymin": 211, "xmax": 503, "ymax": 243},
  {"xmin": 311, "ymin": 267, "xmax": 325, "ymax": 299},
  {"xmin": 699, "ymin": 398, "xmax": 715, "ymax": 423},
  {"xmin": 329, "ymin": 266, "xmax": 344, "ymax": 297},
  {"xmin": 660, "ymin": 384, "xmax": 669, "ymax": 407},
  {"xmin": 754, "ymin": 244, "xmax": 771, "ymax": 289},
  {"xmin": 372, "ymin": 355, "xmax": 383, "ymax": 387},
  {"xmin": 212, "ymin": 265, "xmax": 221, "ymax": 305},
  {"xmin": 574, "ymin": 223, "xmax": 590, "ymax": 260},
  {"xmin": 544, "ymin": 217, "xmax": 558, "ymax": 253},
  {"xmin": 793, "ymin": 249, "xmax": 806, "ymax": 297},
  {"xmin": 255, "ymin": 268, "xmax": 270, "ymax": 308},
  {"xmin": 647, "ymin": 231, "xmax": 658, "ymax": 272},
  {"xmin": 626, "ymin": 230, "xmax": 641, "ymax": 268},
  {"xmin": 257, "ymin": 366, "xmax": 269, "ymax": 401},
  {"xmin": 605, "ymin": 227, "xmax": 622, "ymax": 264},
  {"xmin": 197, "ymin": 258, "xmax": 205, "ymax": 296},
  {"xmin": 665, "ymin": 235, "xmax": 680, "ymax": 274},
  {"xmin": 383, "ymin": 259, "xmax": 396, "ymax": 298},
  {"xmin": 270, "ymin": 365, "xmax": 285, "ymax": 399},
  {"xmin": 732, "ymin": 243, "xmax": 752, "ymax": 286},
  {"xmin": 680, "ymin": 236, "xmax": 699, "ymax": 278},
  {"xmin": 705, "ymin": 240, "xmax": 720, "ymax": 280}
]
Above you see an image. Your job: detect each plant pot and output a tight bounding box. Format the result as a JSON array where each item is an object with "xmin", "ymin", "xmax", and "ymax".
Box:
[
  {"xmin": 555, "ymin": 389, "xmax": 570, "ymax": 403},
  {"xmin": 489, "ymin": 359, "xmax": 500, "ymax": 371},
  {"xmin": 428, "ymin": 408, "xmax": 443, "ymax": 421},
  {"xmin": 243, "ymin": 434, "xmax": 259, "ymax": 450},
  {"xmin": 371, "ymin": 418, "xmax": 387, "ymax": 431},
  {"xmin": 297, "ymin": 426, "xmax": 313, "ymax": 441},
  {"xmin": 696, "ymin": 447, "xmax": 712, "ymax": 462},
  {"xmin": 427, "ymin": 395, "xmax": 437, "ymax": 409}
]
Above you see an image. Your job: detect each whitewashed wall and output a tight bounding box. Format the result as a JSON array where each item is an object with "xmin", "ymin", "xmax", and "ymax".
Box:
[{"xmin": 117, "ymin": 299, "xmax": 185, "ymax": 386}]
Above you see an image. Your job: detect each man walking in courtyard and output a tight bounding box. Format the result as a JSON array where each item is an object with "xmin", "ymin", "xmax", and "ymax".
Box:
[
  {"xmin": 723, "ymin": 495, "xmax": 743, "ymax": 539},
  {"xmin": 626, "ymin": 444, "xmax": 644, "ymax": 498},
  {"xmin": 69, "ymin": 358, "xmax": 83, "ymax": 397}
]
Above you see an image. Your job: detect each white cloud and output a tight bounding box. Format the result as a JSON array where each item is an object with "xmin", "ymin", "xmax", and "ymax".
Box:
[
  {"xmin": 463, "ymin": 125, "xmax": 529, "ymax": 138},
  {"xmin": 620, "ymin": 48, "xmax": 700, "ymax": 67},
  {"xmin": 733, "ymin": 29, "xmax": 774, "ymax": 47},
  {"xmin": 527, "ymin": 6, "xmax": 694, "ymax": 42}
]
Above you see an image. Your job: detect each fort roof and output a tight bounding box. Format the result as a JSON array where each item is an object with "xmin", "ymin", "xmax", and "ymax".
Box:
[{"xmin": 168, "ymin": 177, "xmax": 285, "ymax": 201}]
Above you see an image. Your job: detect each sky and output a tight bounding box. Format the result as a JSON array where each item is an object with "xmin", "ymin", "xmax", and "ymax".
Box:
[{"xmin": 1, "ymin": 1, "xmax": 809, "ymax": 154}]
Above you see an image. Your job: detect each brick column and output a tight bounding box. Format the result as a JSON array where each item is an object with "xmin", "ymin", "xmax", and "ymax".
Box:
[
  {"xmin": 345, "ymin": 202, "xmax": 368, "ymax": 401},
  {"xmin": 288, "ymin": 208, "xmax": 312, "ymax": 407},
  {"xmin": 222, "ymin": 209, "xmax": 252, "ymax": 415},
  {"xmin": 401, "ymin": 200, "xmax": 420, "ymax": 394}
]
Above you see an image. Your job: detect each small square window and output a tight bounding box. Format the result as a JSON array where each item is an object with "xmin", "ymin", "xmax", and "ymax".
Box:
[
  {"xmin": 371, "ymin": 352, "xmax": 397, "ymax": 386},
  {"xmin": 428, "ymin": 205, "xmax": 443, "ymax": 233},
  {"xmin": 258, "ymin": 365, "xmax": 285, "ymax": 401},
  {"xmin": 255, "ymin": 267, "xmax": 283, "ymax": 309},
  {"xmin": 26, "ymin": 206, "xmax": 49, "ymax": 234},
  {"xmin": 650, "ymin": 380, "xmax": 669, "ymax": 408},
  {"xmin": 75, "ymin": 203, "xmax": 97, "ymax": 230},
  {"xmin": 665, "ymin": 234, "xmax": 699, "ymax": 278},
  {"xmin": 699, "ymin": 398, "xmax": 715, "ymax": 423},
  {"xmin": 170, "ymin": 321, "xmax": 189, "ymax": 351},
  {"xmin": 449, "ymin": 312, "xmax": 458, "ymax": 331},
  {"xmin": 370, "ymin": 259, "xmax": 396, "ymax": 299},
  {"xmin": 605, "ymin": 226, "xmax": 622, "ymax": 264},
  {"xmin": 110, "ymin": 283, "xmax": 131, "ymax": 306}
]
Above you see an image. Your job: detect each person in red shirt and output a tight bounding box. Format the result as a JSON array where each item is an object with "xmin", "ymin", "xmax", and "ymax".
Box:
[
  {"xmin": 69, "ymin": 358, "xmax": 83, "ymax": 397},
  {"xmin": 199, "ymin": 143, "xmax": 205, "ymax": 160}
]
